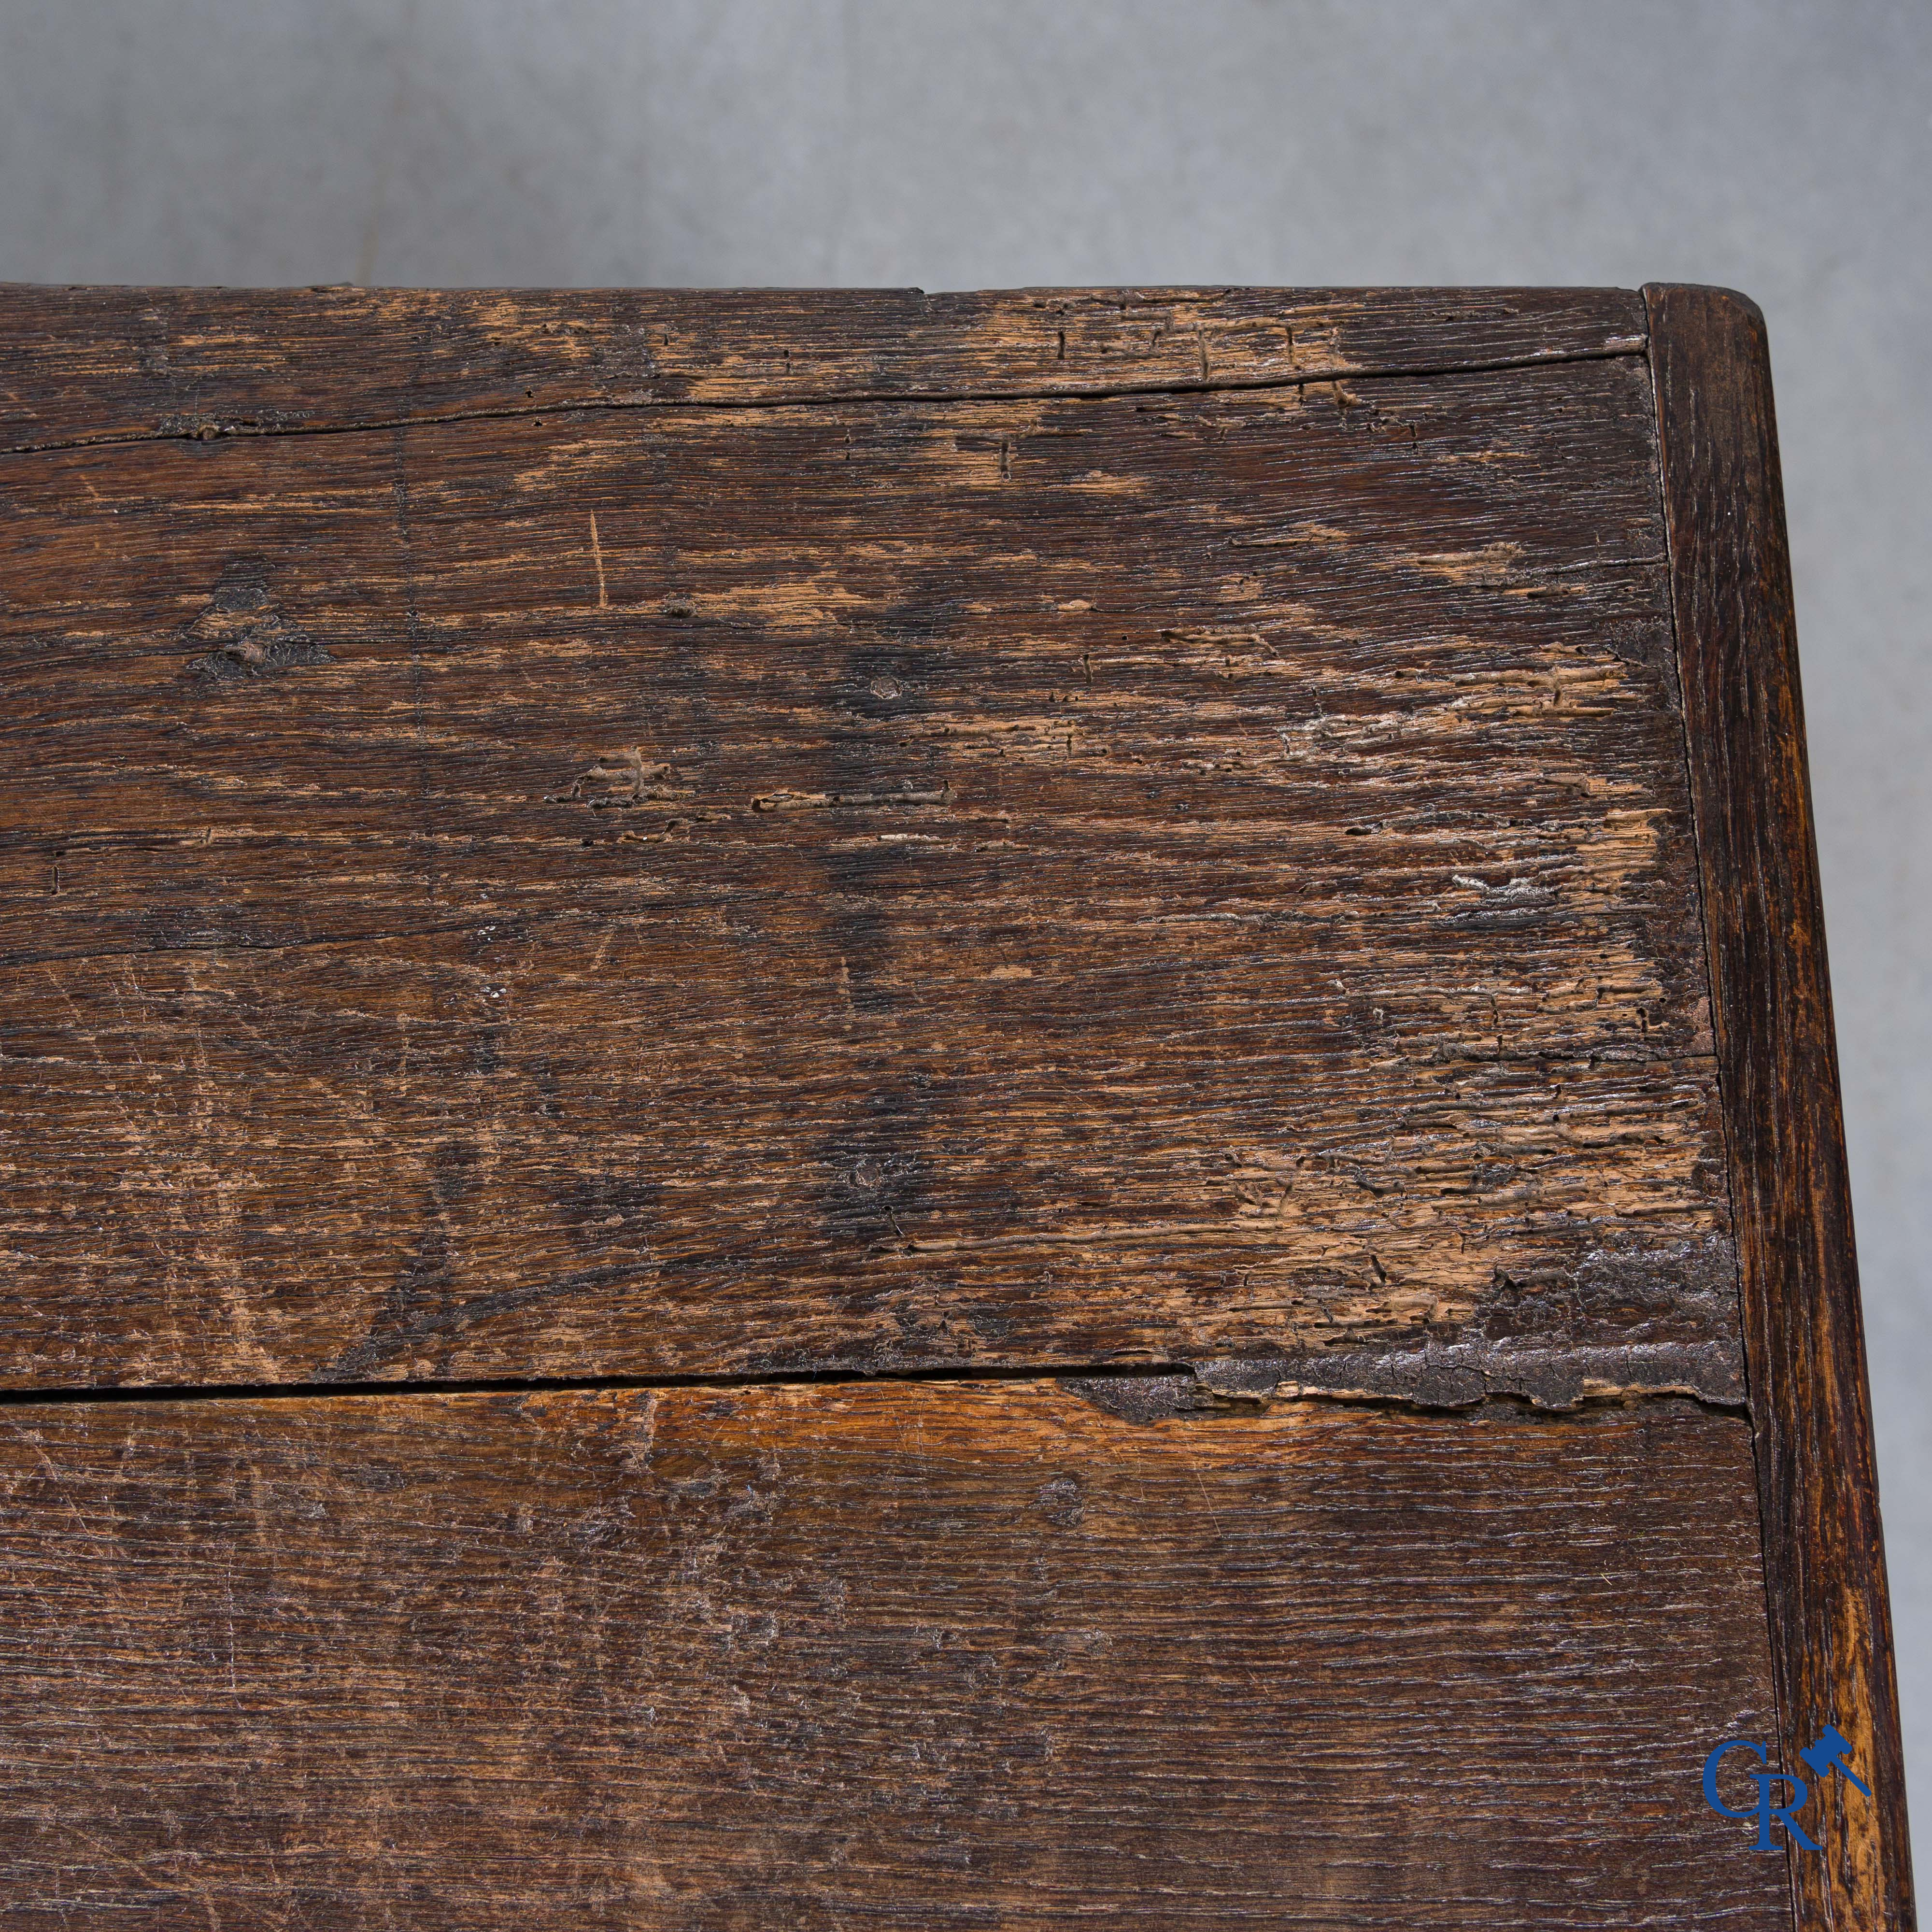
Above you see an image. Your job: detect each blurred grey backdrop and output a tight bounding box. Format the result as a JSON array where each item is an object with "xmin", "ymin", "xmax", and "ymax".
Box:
[{"xmin": 1, "ymin": 0, "xmax": 1926, "ymax": 1859}]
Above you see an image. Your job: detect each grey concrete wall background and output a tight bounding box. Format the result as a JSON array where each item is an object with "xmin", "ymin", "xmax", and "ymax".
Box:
[{"xmin": 2, "ymin": 0, "xmax": 1926, "ymax": 1867}]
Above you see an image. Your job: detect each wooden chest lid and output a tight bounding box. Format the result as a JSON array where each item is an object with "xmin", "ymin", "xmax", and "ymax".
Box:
[{"xmin": 0, "ymin": 282, "xmax": 1909, "ymax": 1931}]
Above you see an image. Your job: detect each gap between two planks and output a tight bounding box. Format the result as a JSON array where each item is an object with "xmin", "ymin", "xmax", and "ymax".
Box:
[{"xmin": 0, "ymin": 1358, "xmax": 1747, "ymax": 1418}]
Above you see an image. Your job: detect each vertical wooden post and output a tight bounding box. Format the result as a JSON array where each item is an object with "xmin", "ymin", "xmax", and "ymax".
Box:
[{"xmin": 1648, "ymin": 281, "xmax": 1915, "ymax": 1932}]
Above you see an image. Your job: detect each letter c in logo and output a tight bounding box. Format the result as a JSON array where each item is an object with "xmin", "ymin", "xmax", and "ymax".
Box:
[{"xmin": 1705, "ymin": 1738, "xmax": 1766, "ymax": 1818}]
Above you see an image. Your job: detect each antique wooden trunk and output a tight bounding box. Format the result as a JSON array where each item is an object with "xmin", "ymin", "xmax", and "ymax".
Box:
[{"xmin": 0, "ymin": 283, "xmax": 1912, "ymax": 1929}]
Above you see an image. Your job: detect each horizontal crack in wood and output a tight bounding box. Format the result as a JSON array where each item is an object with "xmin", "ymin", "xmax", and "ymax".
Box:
[{"xmin": 0, "ymin": 342, "xmax": 1647, "ymax": 457}]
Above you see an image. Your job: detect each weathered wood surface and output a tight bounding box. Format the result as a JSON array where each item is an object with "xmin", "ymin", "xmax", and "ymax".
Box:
[
  {"xmin": 0, "ymin": 284, "xmax": 1647, "ymax": 450},
  {"xmin": 0, "ymin": 347, "xmax": 1741, "ymax": 1397},
  {"xmin": 0, "ymin": 1383, "xmax": 1788, "ymax": 1929},
  {"xmin": 1648, "ymin": 284, "xmax": 1915, "ymax": 1932},
  {"xmin": 0, "ymin": 281, "xmax": 1905, "ymax": 1932}
]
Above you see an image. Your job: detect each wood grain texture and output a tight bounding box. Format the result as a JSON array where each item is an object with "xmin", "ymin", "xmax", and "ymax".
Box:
[
  {"xmin": 0, "ymin": 348, "xmax": 1741, "ymax": 1398},
  {"xmin": 0, "ymin": 284, "xmax": 1648, "ymax": 450},
  {"xmin": 0, "ymin": 1382, "xmax": 1789, "ymax": 1929},
  {"xmin": 1648, "ymin": 284, "xmax": 1915, "ymax": 1930}
]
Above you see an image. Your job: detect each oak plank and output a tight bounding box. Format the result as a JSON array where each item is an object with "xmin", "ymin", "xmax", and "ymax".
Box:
[
  {"xmin": 0, "ymin": 1383, "xmax": 1787, "ymax": 1929},
  {"xmin": 0, "ymin": 284, "xmax": 1648, "ymax": 449},
  {"xmin": 0, "ymin": 360, "xmax": 1739, "ymax": 1395}
]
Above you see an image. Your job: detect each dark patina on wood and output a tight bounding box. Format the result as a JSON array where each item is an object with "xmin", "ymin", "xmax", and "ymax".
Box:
[
  {"xmin": 0, "ymin": 295, "xmax": 1737, "ymax": 1405},
  {"xmin": 0, "ymin": 282, "xmax": 1907, "ymax": 1932},
  {"xmin": 0, "ymin": 1383, "xmax": 1787, "ymax": 1930},
  {"xmin": 1647, "ymin": 282, "xmax": 1915, "ymax": 1932}
]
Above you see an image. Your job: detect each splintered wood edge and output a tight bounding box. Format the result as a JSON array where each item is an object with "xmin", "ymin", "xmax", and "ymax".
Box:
[{"xmin": 1646, "ymin": 282, "xmax": 1916, "ymax": 1932}]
